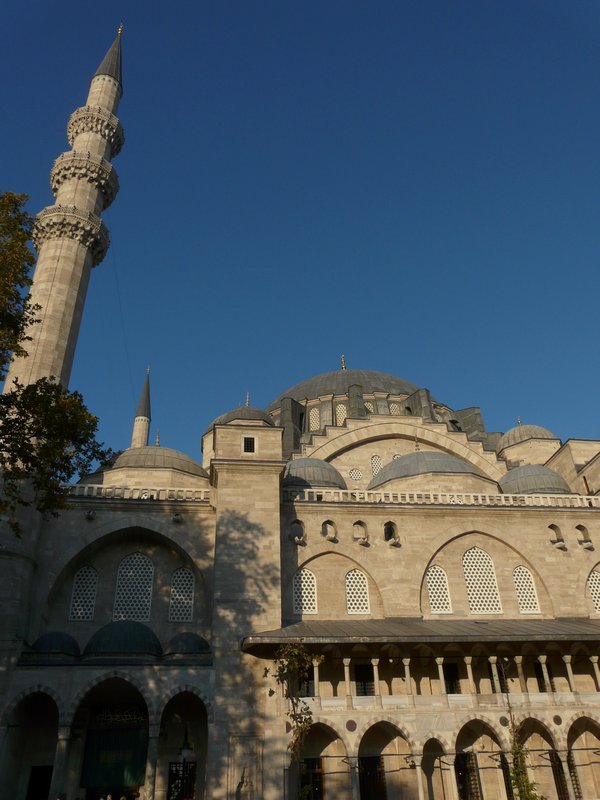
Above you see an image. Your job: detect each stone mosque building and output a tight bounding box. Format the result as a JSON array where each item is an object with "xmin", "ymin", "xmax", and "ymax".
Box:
[{"xmin": 3, "ymin": 30, "xmax": 600, "ymax": 800}]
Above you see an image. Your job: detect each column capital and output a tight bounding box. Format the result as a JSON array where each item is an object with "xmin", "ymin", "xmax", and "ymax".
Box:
[
  {"xmin": 562, "ymin": 654, "xmax": 572, "ymax": 664},
  {"xmin": 371, "ymin": 657, "xmax": 380, "ymax": 666},
  {"xmin": 488, "ymin": 655, "xmax": 498, "ymax": 664},
  {"xmin": 343, "ymin": 657, "xmax": 351, "ymax": 667},
  {"xmin": 538, "ymin": 654, "xmax": 547, "ymax": 663},
  {"xmin": 402, "ymin": 657, "xmax": 411, "ymax": 666},
  {"xmin": 464, "ymin": 655, "xmax": 472, "ymax": 664},
  {"xmin": 411, "ymin": 754, "xmax": 423, "ymax": 767},
  {"xmin": 312, "ymin": 657, "xmax": 321, "ymax": 667},
  {"xmin": 435, "ymin": 656, "xmax": 444, "ymax": 665},
  {"xmin": 590, "ymin": 655, "xmax": 599, "ymax": 664},
  {"xmin": 514, "ymin": 655, "xmax": 523, "ymax": 664}
]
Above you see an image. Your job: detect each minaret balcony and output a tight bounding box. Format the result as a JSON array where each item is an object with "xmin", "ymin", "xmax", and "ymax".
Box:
[{"xmin": 50, "ymin": 152, "xmax": 119, "ymax": 209}]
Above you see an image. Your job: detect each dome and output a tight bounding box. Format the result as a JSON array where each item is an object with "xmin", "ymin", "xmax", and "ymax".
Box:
[
  {"xmin": 282, "ymin": 458, "xmax": 347, "ymax": 489},
  {"xmin": 84, "ymin": 621, "xmax": 163, "ymax": 657},
  {"xmin": 499, "ymin": 464, "xmax": 571, "ymax": 495},
  {"xmin": 497, "ymin": 424, "xmax": 558, "ymax": 452},
  {"xmin": 31, "ymin": 631, "xmax": 80, "ymax": 657},
  {"xmin": 368, "ymin": 451, "xmax": 484, "ymax": 490},
  {"xmin": 268, "ymin": 369, "xmax": 421, "ymax": 410},
  {"xmin": 205, "ymin": 405, "xmax": 274, "ymax": 434},
  {"xmin": 166, "ymin": 632, "xmax": 211, "ymax": 655},
  {"xmin": 112, "ymin": 446, "xmax": 207, "ymax": 477}
]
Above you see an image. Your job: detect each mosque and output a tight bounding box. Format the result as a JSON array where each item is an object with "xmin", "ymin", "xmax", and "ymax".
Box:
[{"xmin": 2, "ymin": 29, "xmax": 600, "ymax": 800}]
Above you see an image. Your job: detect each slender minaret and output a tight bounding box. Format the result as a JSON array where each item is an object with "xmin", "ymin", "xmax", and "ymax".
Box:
[
  {"xmin": 131, "ymin": 369, "xmax": 151, "ymax": 448},
  {"xmin": 4, "ymin": 28, "xmax": 124, "ymax": 391}
]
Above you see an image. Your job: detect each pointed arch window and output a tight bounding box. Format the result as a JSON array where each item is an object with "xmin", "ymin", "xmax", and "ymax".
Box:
[
  {"xmin": 293, "ymin": 569, "xmax": 317, "ymax": 614},
  {"xmin": 308, "ymin": 406, "xmax": 320, "ymax": 431},
  {"xmin": 425, "ymin": 565, "xmax": 452, "ymax": 613},
  {"xmin": 69, "ymin": 565, "xmax": 97, "ymax": 621},
  {"xmin": 370, "ymin": 455, "xmax": 383, "ymax": 476},
  {"xmin": 113, "ymin": 552, "xmax": 154, "ymax": 621},
  {"xmin": 346, "ymin": 569, "xmax": 370, "ymax": 614},
  {"xmin": 462, "ymin": 546, "xmax": 502, "ymax": 614},
  {"xmin": 335, "ymin": 403, "xmax": 348, "ymax": 425},
  {"xmin": 588, "ymin": 570, "xmax": 600, "ymax": 612},
  {"xmin": 513, "ymin": 565, "xmax": 540, "ymax": 613},
  {"xmin": 169, "ymin": 567, "xmax": 195, "ymax": 622}
]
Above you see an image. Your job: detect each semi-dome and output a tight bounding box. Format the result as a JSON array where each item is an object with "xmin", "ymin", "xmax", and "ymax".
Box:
[
  {"xmin": 499, "ymin": 464, "xmax": 571, "ymax": 495},
  {"xmin": 166, "ymin": 632, "xmax": 211, "ymax": 655},
  {"xmin": 112, "ymin": 446, "xmax": 207, "ymax": 477},
  {"xmin": 368, "ymin": 451, "xmax": 484, "ymax": 490},
  {"xmin": 205, "ymin": 405, "xmax": 274, "ymax": 434},
  {"xmin": 283, "ymin": 458, "xmax": 347, "ymax": 490},
  {"xmin": 268, "ymin": 369, "xmax": 421, "ymax": 410},
  {"xmin": 497, "ymin": 424, "xmax": 558, "ymax": 452},
  {"xmin": 84, "ymin": 621, "xmax": 163, "ymax": 657},
  {"xmin": 31, "ymin": 631, "xmax": 81, "ymax": 657}
]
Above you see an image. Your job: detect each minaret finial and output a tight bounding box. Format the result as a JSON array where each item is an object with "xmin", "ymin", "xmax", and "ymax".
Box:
[
  {"xmin": 246, "ymin": 391, "xmax": 250, "ymax": 407},
  {"xmin": 340, "ymin": 354, "xmax": 347, "ymax": 371},
  {"xmin": 517, "ymin": 416, "xmax": 522, "ymax": 426},
  {"xmin": 118, "ymin": 21, "xmax": 124, "ymax": 36},
  {"xmin": 155, "ymin": 430, "xmax": 160, "ymax": 447}
]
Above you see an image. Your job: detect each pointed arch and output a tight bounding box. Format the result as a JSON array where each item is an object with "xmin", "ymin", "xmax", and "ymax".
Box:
[
  {"xmin": 345, "ymin": 569, "xmax": 370, "ymax": 614},
  {"xmin": 513, "ymin": 565, "xmax": 540, "ymax": 613},
  {"xmin": 425, "ymin": 564, "xmax": 452, "ymax": 613},
  {"xmin": 462, "ymin": 546, "xmax": 502, "ymax": 614}
]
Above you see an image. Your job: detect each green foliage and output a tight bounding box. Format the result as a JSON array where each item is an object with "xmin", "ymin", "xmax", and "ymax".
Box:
[{"xmin": 509, "ymin": 724, "xmax": 546, "ymax": 800}]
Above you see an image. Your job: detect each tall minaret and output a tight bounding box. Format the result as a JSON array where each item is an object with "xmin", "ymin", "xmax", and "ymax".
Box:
[
  {"xmin": 4, "ymin": 28, "xmax": 124, "ymax": 391},
  {"xmin": 131, "ymin": 368, "xmax": 151, "ymax": 448}
]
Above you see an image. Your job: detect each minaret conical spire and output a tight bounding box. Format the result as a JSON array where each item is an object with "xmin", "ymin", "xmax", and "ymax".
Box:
[
  {"xmin": 3, "ymin": 31, "xmax": 125, "ymax": 391},
  {"xmin": 131, "ymin": 369, "xmax": 151, "ymax": 449}
]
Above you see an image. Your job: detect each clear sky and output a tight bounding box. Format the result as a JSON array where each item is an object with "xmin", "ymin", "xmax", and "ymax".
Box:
[{"xmin": 3, "ymin": 1, "xmax": 600, "ymax": 458}]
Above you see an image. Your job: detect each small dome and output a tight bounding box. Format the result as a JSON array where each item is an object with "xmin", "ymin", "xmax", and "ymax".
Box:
[
  {"xmin": 205, "ymin": 405, "xmax": 274, "ymax": 434},
  {"xmin": 84, "ymin": 621, "xmax": 162, "ymax": 657},
  {"xmin": 166, "ymin": 632, "xmax": 211, "ymax": 655},
  {"xmin": 368, "ymin": 451, "xmax": 484, "ymax": 490},
  {"xmin": 497, "ymin": 424, "xmax": 558, "ymax": 452},
  {"xmin": 112, "ymin": 446, "xmax": 207, "ymax": 477},
  {"xmin": 283, "ymin": 458, "xmax": 347, "ymax": 489},
  {"xmin": 31, "ymin": 631, "xmax": 80, "ymax": 657},
  {"xmin": 499, "ymin": 464, "xmax": 571, "ymax": 495}
]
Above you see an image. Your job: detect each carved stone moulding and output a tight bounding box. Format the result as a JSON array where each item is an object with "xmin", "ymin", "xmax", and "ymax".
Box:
[
  {"xmin": 67, "ymin": 105, "xmax": 125, "ymax": 158},
  {"xmin": 50, "ymin": 152, "xmax": 119, "ymax": 209},
  {"xmin": 33, "ymin": 205, "xmax": 110, "ymax": 266}
]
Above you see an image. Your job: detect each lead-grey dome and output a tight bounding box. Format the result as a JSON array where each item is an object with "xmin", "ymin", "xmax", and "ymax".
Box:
[
  {"xmin": 499, "ymin": 464, "xmax": 571, "ymax": 495},
  {"xmin": 368, "ymin": 451, "xmax": 485, "ymax": 490},
  {"xmin": 112, "ymin": 446, "xmax": 207, "ymax": 477},
  {"xmin": 84, "ymin": 621, "xmax": 162, "ymax": 657},
  {"xmin": 31, "ymin": 631, "xmax": 80, "ymax": 657},
  {"xmin": 268, "ymin": 370, "xmax": 420, "ymax": 410},
  {"xmin": 205, "ymin": 405, "xmax": 274, "ymax": 434},
  {"xmin": 497, "ymin": 424, "xmax": 558, "ymax": 452},
  {"xmin": 283, "ymin": 458, "xmax": 347, "ymax": 489}
]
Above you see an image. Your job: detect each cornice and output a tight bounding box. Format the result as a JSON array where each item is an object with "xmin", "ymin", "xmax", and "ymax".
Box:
[
  {"xmin": 33, "ymin": 205, "xmax": 109, "ymax": 266},
  {"xmin": 67, "ymin": 105, "xmax": 125, "ymax": 158}
]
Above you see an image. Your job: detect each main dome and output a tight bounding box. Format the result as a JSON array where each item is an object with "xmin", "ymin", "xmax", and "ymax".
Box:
[{"xmin": 268, "ymin": 369, "xmax": 420, "ymax": 410}]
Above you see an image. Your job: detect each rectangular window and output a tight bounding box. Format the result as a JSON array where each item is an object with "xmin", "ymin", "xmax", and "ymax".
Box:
[{"xmin": 243, "ymin": 437, "xmax": 255, "ymax": 453}]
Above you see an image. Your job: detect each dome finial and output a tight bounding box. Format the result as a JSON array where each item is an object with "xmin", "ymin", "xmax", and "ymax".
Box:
[
  {"xmin": 340, "ymin": 354, "xmax": 347, "ymax": 371},
  {"xmin": 155, "ymin": 430, "xmax": 160, "ymax": 447},
  {"xmin": 245, "ymin": 391, "xmax": 250, "ymax": 407},
  {"xmin": 517, "ymin": 416, "xmax": 522, "ymax": 426}
]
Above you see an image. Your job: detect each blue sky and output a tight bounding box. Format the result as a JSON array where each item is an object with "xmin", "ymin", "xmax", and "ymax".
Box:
[{"xmin": 3, "ymin": 1, "xmax": 600, "ymax": 456}]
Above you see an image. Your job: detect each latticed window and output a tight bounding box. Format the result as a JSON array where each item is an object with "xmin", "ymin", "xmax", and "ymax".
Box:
[
  {"xmin": 425, "ymin": 565, "xmax": 452, "ymax": 613},
  {"xmin": 370, "ymin": 455, "xmax": 383, "ymax": 476},
  {"xmin": 346, "ymin": 569, "xmax": 370, "ymax": 614},
  {"xmin": 308, "ymin": 406, "xmax": 320, "ymax": 431},
  {"xmin": 349, "ymin": 468, "xmax": 362, "ymax": 481},
  {"xmin": 364, "ymin": 401, "xmax": 374, "ymax": 413},
  {"xmin": 588, "ymin": 570, "xmax": 600, "ymax": 612},
  {"xmin": 169, "ymin": 567, "xmax": 195, "ymax": 622},
  {"xmin": 69, "ymin": 566, "xmax": 97, "ymax": 621},
  {"xmin": 113, "ymin": 552, "xmax": 154, "ymax": 621},
  {"xmin": 335, "ymin": 403, "xmax": 348, "ymax": 425},
  {"xmin": 293, "ymin": 569, "xmax": 317, "ymax": 614},
  {"xmin": 513, "ymin": 565, "xmax": 540, "ymax": 613},
  {"xmin": 389, "ymin": 402, "xmax": 401, "ymax": 416},
  {"xmin": 462, "ymin": 547, "xmax": 502, "ymax": 614}
]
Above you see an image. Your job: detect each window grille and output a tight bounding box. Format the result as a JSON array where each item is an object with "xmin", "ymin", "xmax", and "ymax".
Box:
[
  {"xmin": 169, "ymin": 567, "xmax": 194, "ymax": 622},
  {"xmin": 513, "ymin": 566, "xmax": 540, "ymax": 613},
  {"xmin": 588, "ymin": 570, "xmax": 600, "ymax": 612},
  {"xmin": 425, "ymin": 565, "xmax": 452, "ymax": 613},
  {"xmin": 389, "ymin": 402, "xmax": 401, "ymax": 416},
  {"xmin": 243, "ymin": 436, "xmax": 255, "ymax": 453},
  {"xmin": 69, "ymin": 565, "xmax": 97, "ymax": 621},
  {"xmin": 335, "ymin": 403, "xmax": 347, "ymax": 425},
  {"xmin": 370, "ymin": 454, "xmax": 383, "ymax": 476},
  {"xmin": 293, "ymin": 569, "xmax": 317, "ymax": 614},
  {"xmin": 308, "ymin": 406, "xmax": 320, "ymax": 431},
  {"xmin": 113, "ymin": 552, "xmax": 154, "ymax": 621},
  {"xmin": 462, "ymin": 547, "xmax": 502, "ymax": 614},
  {"xmin": 364, "ymin": 401, "xmax": 374, "ymax": 413},
  {"xmin": 346, "ymin": 569, "xmax": 370, "ymax": 614},
  {"xmin": 349, "ymin": 468, "xmax": 362, "ymax": 481}
]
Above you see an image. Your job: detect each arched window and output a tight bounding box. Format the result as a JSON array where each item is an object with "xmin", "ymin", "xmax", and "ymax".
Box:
[
  {"xmin": 335, "ymin": 403, "xmax": 348, "ymax": 425},
  {"xmin": 588, "ymin": 570, "xmax": 600, "ymax": 612},
  {"xmin": 462, "ymin": 546, "xmax": 502, "ymax": 614},
  {"xmin": 352, "ymin": 520, "xmax": 368, "ymax": 541},
  {"xmin": 169, "ymin": 567, "xmax": 195, "ymax": 622},
  {"xmin": 425, "ymin": 565, "xmax": 452, "ymax": 613},
  {"xmin": 383, "ymin": 521, "xmax": 397, "ymax": 542},
  {"xmin": 290, "ymin": 519, "xmax": 305, "ymax": 542},
  {"xmin": 513, "ymin": 565, "xmax": 540, "ymax": 613},
  {"xmin": 69, "ymin": 565, "xmax": 97, "ymax": 621},
  {"xmin": 321, "ymin": 520, "xmax": 337, "ymax": 541},
  {"xmin": 370, "ymin": 455, "xmax": 383, "ymax": 476},
  {"xmin": 113, "ymin": 552, "xmax": 154, "ymax": 621},
  {"xmin": 346, "ymin": 569, "xmax": 370, "ymax": 614},
  {"xmin": 308, "ymin": 406, "xmax": 320, "ymax": 431},
  {"xmin": 293, "ymin": 569, "xmax": 317, "ymax": 614}
]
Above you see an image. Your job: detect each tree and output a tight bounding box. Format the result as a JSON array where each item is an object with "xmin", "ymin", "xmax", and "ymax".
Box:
[{"xmin": 0, "ymin": 192, "xmax": 110, "ymax": 534}]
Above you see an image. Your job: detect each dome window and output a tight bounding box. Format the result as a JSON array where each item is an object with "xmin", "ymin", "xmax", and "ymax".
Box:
[
  {"xmin": 345, "ymin": 569, "xmax": 370, "ymax": 614},
  {"xmin": 462, "ymin": 547, "xmax": 502, "ymax": 614},
  {"xmin": 425, "ymin": 565, "xmax": 452, "ymax": 614},
  {"xmin": 113, "ymin": 552, "xmax": 154, "ymax": 622},
  {"xmin": 335, "ymin": 403, "xmax": 348, "ymax": 425},
  {"xmin": 389, "ymin": 402, "xmax": 401, "ymax": 416},
  {"xmin": 513, "ymin": 566, "xmax": 540, "ymax": 614},
  {"xmin": 69, "ymin": 565, "xmax": 97, "ymax": 621},
  {"xmin": 293, "ymin": 569, "xmax": 317, "ymax": 614},
  {"xmin": 169, "ymin": 567, "xmax": 195, "ymax": 622},
  {"xmin": 308, "ymin": 406, "xmax": 320, "ymax": 431}
]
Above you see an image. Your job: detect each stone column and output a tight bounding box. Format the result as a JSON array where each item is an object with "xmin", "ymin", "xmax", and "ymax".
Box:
[
  {"xmin": 436, "ymin": 657, "xmax": 446, "ymax": 694},
  {"xmin": 555, "ymin": 751, "xmax": 577, "ymax": 800},
  {"xmin": 488, "ymin": 656, "xmax": 500, "ymax": 694},
  {"xmin": 402, "ymin": 658, "xmax": 413, "ymax": 694},
  {"xmin": 538, "ymin": 655, "xmax": 553, "ymax": 693},
  {"xmin": 412, "ymin": 755, "xmax": 426, "ymax": 800},
  {"xmin": 514, "ymin": 655, "xmax": 528, "ymax": 693},
  {"xmin": 562, "ymin": 655, "xmax": 576, "ymax": 693},
  {"xmin": 47, "ymin": 725, "xmax": 71, "ymax": 800},
  {"xmin": 590, "ymin": 656, "xmax": 600, "ymax": 691},
  {"xmin": 371, "ymin": 658, "xmax": 382, "ymax": 706},
  {"xmin": 143, "ymin": 723, "xmax": 160, "ymax": 800},
  {"xmin": 464, "ymin": 656, "xmax": 476, "ymax": 695},
  {"xmin": 444, "ymin": 754, "xmax": 460, "ymax": 800},
  {"xmin": 343, "ymin": 658, "xmax": 352, "ymax": 707},
  {"xmin": 312, "ymin": 658, "xmax": 321, "ymax": 697}
]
